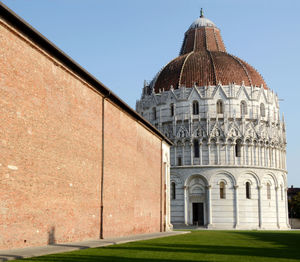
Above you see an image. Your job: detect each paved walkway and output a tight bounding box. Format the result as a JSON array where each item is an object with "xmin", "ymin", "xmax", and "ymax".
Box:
[{"xmin": 0, "ymin": 231, "xmax": 189, "ymax": 261}]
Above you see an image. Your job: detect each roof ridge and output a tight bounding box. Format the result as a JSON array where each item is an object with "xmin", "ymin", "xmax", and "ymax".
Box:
[
  {"xmin": 207, "ymin": 50, "xmax": 217, "ymax": 85},
  {"xmin": 179, "ymin": 52, "xmax": 194, "ymax": 86},
  {"xmin": 213, "ymin": 28, "xmax": 220, "ymax": 51}
]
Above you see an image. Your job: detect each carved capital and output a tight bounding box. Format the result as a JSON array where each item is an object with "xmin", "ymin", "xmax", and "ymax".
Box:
[{"xmin": 234, "ymin": 185, "xmax": 239, "ymax": 189}]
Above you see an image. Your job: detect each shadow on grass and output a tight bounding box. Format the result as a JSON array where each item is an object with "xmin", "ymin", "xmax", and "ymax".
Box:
[
  {"xmin": 232, "ymin": 231, "xmax": 300, "ymax": 248},
  {"xmin": 22, "ymin": 255, "xmax": 210, "ymax": 262},
  {"xmin": 99, "ymin": 231, "xmax": 300, "ymax": 261},
  {"xmin": 16, "ymin": 231, "xmax": 300, "ymax": 262}
]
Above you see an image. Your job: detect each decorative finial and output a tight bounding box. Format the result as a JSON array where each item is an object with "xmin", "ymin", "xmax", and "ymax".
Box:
[{"xmin": 200, "ymin": 8, "xmax": 204, "ymax": 18}]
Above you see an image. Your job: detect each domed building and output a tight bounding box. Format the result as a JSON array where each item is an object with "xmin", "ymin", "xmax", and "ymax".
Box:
[{"xmin": 136, "ymin": 10, "xmax": 289, "ymax": 229}]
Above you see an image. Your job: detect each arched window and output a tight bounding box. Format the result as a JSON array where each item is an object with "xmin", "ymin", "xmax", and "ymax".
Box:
[
  {"xmin": 194, "ymin": 140, "xmax": 199, "ymax": 158},
  {"xmin": 235, "ymin": 140, "xmax": 242, "ymax": 157},
  {"xmin": 267, "ymin": 183, "xmax": 271, "ymax": 199},
  {"xmin": 240, "ymin": 101, "xmax": 247, "ymax": 116},
  {"xmin": 220, "ymin": 181, "xmax": 226, "ymax": 199},
  {"xmin": 216, "ymin": 100, "xmax": 223, "ymax": 114},
  {"xmin": 170, "ymin": 103, "xmax": 174, "ymax": 116},
  {"xmin": 246, "ymin": 182, "xmax": 251, "ymax": 199},
  {"xmin": 171, "ymin": 182, "xmax": 176, "ymax": 200},
  {"xmin": 260, "ymin": 103, "xmax": 265, "ymax": 117},
  {"xmin": 177, "ymin": 156, "xmax": 182, "ymax": 166},
  {"xmin": 193, "ymin": 101, "xmax": 199, "ymax": 115},
  {"xmin": 153, "ymin": 107, "xmax": 157, "ymax": 120}
]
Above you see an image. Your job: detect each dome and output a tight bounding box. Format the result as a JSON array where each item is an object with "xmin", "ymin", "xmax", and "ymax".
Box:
[
  {"xmin": 189, "ymin": 17, "xmax": 216, "ymax": 29},
  {"xmin": 151, "ymin": 13, "xmax": 268, "ymax": 92},
  {"xmin": 152, "ymin": 51, "xmax": 268, "ymax": 92}
]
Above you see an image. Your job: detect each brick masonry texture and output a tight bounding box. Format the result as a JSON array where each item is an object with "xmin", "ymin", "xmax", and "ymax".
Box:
[
  {"xmin": 0, "ymin": 19, "xmax": 166, "ymax": 250},
  {"xmin": 103, "ymin": 101, "xmax": 163, "ymax": 237}
]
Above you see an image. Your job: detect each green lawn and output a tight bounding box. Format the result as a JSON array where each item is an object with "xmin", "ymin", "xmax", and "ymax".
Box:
[{"xmin": 16, "ymin": 231, "xmax": 300, "ymax": 262}]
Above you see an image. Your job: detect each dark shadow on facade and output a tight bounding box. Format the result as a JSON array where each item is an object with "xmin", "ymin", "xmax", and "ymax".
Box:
[{"xmin": 47, "ymin": 226, "xmax": 56, "ymax": 245}]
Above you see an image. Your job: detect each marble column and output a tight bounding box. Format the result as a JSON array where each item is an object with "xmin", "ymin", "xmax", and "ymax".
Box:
[
  {"xmin": 284, "ymin": 150, "xmax": 287, "ymax": 170},
  {"xmin": 279, "ymin": 149, "xmax": 282, "ymax": 169},
  {"xmin": 224, "ymin": 143, "xmax": 228, "ymax": 165},
  {"xmin": 264, "ymin": 146, "xmax": 268, "ymax": 167},
  {"xmin": 271, "ymin": 147, "xmax": 274, "ymax": 167},
  {"xmin": 184, "ymin": 186, "xmax": 189, "ymax": 225},
  {"xmin": 206, "ymin": 185, "xmax": 213, "ymax": 227},
  {"xmin": 234, "ymin": 185, "xmax": 239, "ymax": 228},
  {"xmin": 258, "ymin": 185, "xmax": 263, "ymax": 228},
  {"xmin": 250, "ymin": 143, "xmax": 253, "ymax": 166},
  {"xmin": 207, "ymin": 143, "xmax": 211, "ymax": 165},
  {"xmin": 242, "ymin": 143, "xmax": 245, "ymax": 165},
  {"xmin": 216, "ymin": 142, "xmax": 220, "ymax": 165},
  {"xmin": 199, "ymin": 142, "xmax": 202, "ymax": 165},
  {"xmin": 232, "ymin": 142, "xmax": 236, "ymax": 165},
  {"xmin": 275, "ymin": 186, "xmax": 280, "ymax": 228},
  {"xmin": 190, "ymin": 141, "xmax": 193, "ymax": 165},
  {"xmin": 182, "ymin": 143, "xmax": 185, "ymax": 166},
  {"xmin": 284, "ymin": 187, "xmax": 290, "ymax": 228},
  {"xmin": 174, "ymin": 145, "xmax": 177, "ymax": 166},
  {"xmin": 274, "ymin": 147, "xmax": 278, "ymax": 169},
  {"xmin": 258, "ymin": 145, "xmax": 261, "ymax": 167}
]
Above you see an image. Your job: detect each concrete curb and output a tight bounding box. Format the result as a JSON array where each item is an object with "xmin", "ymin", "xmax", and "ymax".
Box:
[{"xmin": 0, "ymin": 231, "xmax": 190, "ymax": 261}]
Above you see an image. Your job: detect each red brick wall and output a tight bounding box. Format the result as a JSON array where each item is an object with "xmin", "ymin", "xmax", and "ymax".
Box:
[
  {"xmin": 0, "ymin": 19, "xmax": 165, "ymax": 250},
  {"xmin": 102, "ymin": 101, "xmax": 162, "ymax": 237},
  {"xmin": 0, "ymin": 21, "xmax": 103, "ymax": 249}
]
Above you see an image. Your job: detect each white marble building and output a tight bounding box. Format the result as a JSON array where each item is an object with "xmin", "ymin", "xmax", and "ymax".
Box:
[{"xmin": 136, "ymin": 11, "xmax": 289, "ymax": 229}]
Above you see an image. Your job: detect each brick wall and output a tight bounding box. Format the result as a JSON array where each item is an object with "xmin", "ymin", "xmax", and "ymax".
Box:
[
  {"xmin": 0, "ymin": 18, "xmax": 166, "ymax": 250},
  {"xmin": 103, "ymin": 101, "xmax": 163, "ymax": 237}
]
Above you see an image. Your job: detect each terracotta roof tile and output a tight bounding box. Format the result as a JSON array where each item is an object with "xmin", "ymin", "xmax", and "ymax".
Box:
[{"xmin": 153, "ymin": 22, "xmax": 268, "ymax": 92}]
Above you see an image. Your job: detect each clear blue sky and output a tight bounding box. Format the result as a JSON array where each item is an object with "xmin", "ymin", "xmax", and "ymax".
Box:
[{"xmin": 2, "ymin": 0, "xmax": 300, "ymax": 186}]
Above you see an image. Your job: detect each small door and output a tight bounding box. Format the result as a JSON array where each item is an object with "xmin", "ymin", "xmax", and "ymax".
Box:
[{"xmin": 192, "ymin": 203, "xmax": 204, "ymax": 226}]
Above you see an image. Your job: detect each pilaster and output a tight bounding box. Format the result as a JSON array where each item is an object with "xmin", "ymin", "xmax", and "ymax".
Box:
[
  {"xmin": 206, "ymin": 185, "xmax": 213, "ymax": 228},
  {"xmin": 258, "ymin": 185, "xmax": 263, "ymax": 228},
  {"xmin": 234, "ymin": 185, "xmax": 239, "ymax": 228}
]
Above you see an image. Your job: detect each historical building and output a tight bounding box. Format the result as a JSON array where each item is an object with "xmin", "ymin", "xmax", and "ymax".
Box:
[
  {"xmin": 137, "ymin": 11, "xmax": 289, "ymax": 229},
  {"xmin": 0, "ymin": 3, "xmax": 172, "ymax": 250}
]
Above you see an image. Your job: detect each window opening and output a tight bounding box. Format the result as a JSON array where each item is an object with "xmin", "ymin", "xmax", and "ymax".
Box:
[
  {"xmin": 220, "ymin": 181, "xmax": 226, "ymax": 199},
  {"xmin": 246, "ymin": 182, "xmax": 251, "ymax": 199},
  {"xmin": 193, "ymin": 101, "xmax": 199, "ymax": 115},
  {"xmin": 235, "ymin": 141, "xmax": 242, "ymax": 157},
  {"xmin": 217, "ymin": 100, "xmax": 223, "ymax": 114},
  {"xmin": 177, "ymin": 157, "xmax": 182, "ymax": 166},
  {"xmin": 153, "ymin": 107, "xmax": 157, "ymax": 120},
  {"xmin": 194, "ymin": 140, "xmax": 199, "ymax": 158},
  {"xmin": 170, "ymin": 103, "xmax": 174, "ymax": 116},
  {"xmin": 171, "ymin": 182, "xmax": 176, "ymax": 200}
]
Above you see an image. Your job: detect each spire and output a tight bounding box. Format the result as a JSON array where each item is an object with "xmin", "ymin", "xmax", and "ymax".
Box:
[{"xmin": 200, "ymin": 8, "xmax": 204, "ymax": 18}]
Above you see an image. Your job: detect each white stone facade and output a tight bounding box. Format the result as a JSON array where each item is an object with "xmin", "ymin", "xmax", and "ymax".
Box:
[{"xmin": 136, "ymin": 83, "xmax": 289, "ymax": 229}]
